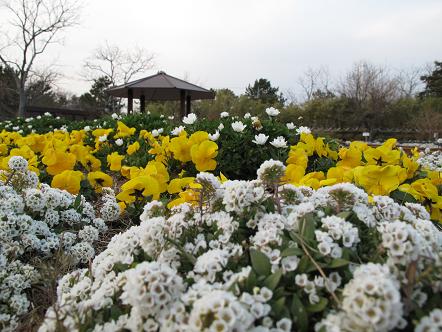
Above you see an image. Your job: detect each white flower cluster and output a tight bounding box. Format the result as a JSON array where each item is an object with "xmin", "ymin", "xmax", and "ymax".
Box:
[
  {"xmin": 418, "ymin": 150, "xmax": 442, "ymax": 172},
  {"xmin": 0, "ymin": 159, "xmax": 120, "ymax": 330},
  {"xmin": 39, "ymin": 161, "xmax": 442, "ymax": 332},
  {"xmin": 316, "ymin": 263, "xmax": 405, "ymax": 332}
]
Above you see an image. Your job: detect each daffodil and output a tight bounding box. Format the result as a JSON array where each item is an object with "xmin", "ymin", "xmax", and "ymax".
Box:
[
  {"xmin": 107, "ymin": 152, "xmax": 125, "ymax": 171},
  {"xmin": 51, "ymin": 170, "xmax": 83, "ymax": 194},
  {"xmin": 87, "ymin": 171, "xmax": 113, "ymax": 193}
]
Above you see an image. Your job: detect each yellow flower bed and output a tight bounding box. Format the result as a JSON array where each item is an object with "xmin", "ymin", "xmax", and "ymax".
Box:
[{"xmin": 0, "ymin": 122, "xmax": 440, "ymax": 222}]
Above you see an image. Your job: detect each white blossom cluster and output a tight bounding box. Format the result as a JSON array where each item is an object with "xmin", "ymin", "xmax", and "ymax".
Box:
[
  {"xmin": 418, "ymin": 150, "xmax": 442, "ymax": 172},
  {"xmin": 39, "ymin": 160, "xmax": 442, "ymax": 332},
  {"xmin": 0, "ymin": 157, "xmax": 120, "ymax": 330}
]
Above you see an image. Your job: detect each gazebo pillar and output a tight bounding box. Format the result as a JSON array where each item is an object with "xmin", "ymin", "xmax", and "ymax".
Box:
[
  {"xmin": 180, "ymin": 90, "xmax": 186, "ymax": 118},
  {"xmin": 128, "ymin": 89, "xmax": 133, "ymax": 114},
  {"xmin": 186, "ymin": 95, "xmax": 191, "ymax": 115},
  {"xmin": 140, "ymin": 94, "xmax": 146, "ymax": 113}
]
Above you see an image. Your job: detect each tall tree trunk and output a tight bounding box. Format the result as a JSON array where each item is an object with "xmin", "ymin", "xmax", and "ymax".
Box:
[{"xmin": 18, "ymin": 84, "xmax": 26, "ymax": 118}]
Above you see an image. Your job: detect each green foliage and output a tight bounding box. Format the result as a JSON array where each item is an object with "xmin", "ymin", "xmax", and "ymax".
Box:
[
  {"xmin": 420, "ymin": 61, "xmax": 442, "ymax": 98},
  {"xmin": 245, "ymin": 78, "xmax": 285, "ymax": 105}
]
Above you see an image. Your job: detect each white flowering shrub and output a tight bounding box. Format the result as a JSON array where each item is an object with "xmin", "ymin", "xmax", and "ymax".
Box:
[
  {"xmin": 0, "ymin": 157, "xmax": 120, "ymax": 331},
  {"xmin": 418, "ymin": 150, "xmax": 442, "ymax": 172},
  {"xmin": 40, "ymin": 160, "xmax": 441, "ymax": 332}
]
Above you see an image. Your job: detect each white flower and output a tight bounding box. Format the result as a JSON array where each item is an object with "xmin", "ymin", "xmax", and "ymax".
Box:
[
  {"xmin": 111, "ymin": 113, "xmax": 119, "ymax": 119},
  {"xmin": 168, "ymin": 115, "xmax": 175, "ymax": 120},
  {"xmin": 252, "ymin": 133, "xmax": 268, "ymax": 145},
  {"xmin": 209, "ymin": 131, "xmax": 220, "ymax": 141},
  {"xmin": 231, "ymin": 121, "xmax": 246, "ymax": 133},
  {"xmin": 183, "ymin": 113, "xmax": 197, "ymax": 125},
  {"xmin": 84, "ymin": 126, "xmax": 91, "ymax": 132},
  {"xmin": 171, "ymin": 126, "xmax": 185, "ymax": 136},
  {"xmin": 98, "ymin": 135, "xmax": 108, "ymax": 142},
  {"xmin": 36, "ymin": 115, "xmax": 42, "ymax": 119},
  {"xmin": 286, "ymin": 122, "xmax": 295, "ymax": 130},
  {"xmin": 8, "ymin": 156, "xmax": 28, "ymax": 171},
  {"xmin": 115, "ymin": 139, "xmax": 124, "ymax": 146},
  {"xmin": 244, "ymin": 112, "xmax": 251, "ymax": 119},
  {"xmin": 296, "ymin": 126, "xmax": 311, "ymax": 135},
  {"xmin": 270, "ymin": 136, "xmax": 287, "ymax": 148},
  {"xmin": 218, "ymin": 123, "xmax": 224, "ymax": 130},
  {"xmin": 265, "ymin": 107, "xmax": 280, "ymax": 117},
  {"xmin": 220, "ymin": 111, "xmax": 229, "ymax": 118},
  {"xmin": 44, "ymin": 112, "xmax": 52, "ymax": 117},
  {"xmin": 151, "ymin": 129, "xmax": 160, "ymax": 137}
]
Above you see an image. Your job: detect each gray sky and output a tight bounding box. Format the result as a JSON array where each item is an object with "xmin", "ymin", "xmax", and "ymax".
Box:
[{"xmin": 2, "ymin": 0, "xmax": 442, "ymax": 97}]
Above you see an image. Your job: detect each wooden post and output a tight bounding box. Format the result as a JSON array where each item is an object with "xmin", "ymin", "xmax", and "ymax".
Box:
[
  {"xmin": 128, "ymin": 89, "xmax": 133, "ymax": 114},
  {"xmin": 180, "ymin": 90, "xmax": 186, "ymax": 118},
  {"xmin": 140, "ymin": 94, "xmax": 146, "ymax": 113},
  {"xmin": 186, "ymin": 95, "xmax": 191, "ymax": 116}
]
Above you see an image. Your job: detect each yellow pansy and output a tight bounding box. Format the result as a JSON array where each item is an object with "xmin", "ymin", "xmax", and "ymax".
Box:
[
  {"xmin": 353, "ymin": 165, "xmax": 405, "ymax": 196},
  {"xmin": 115, "ymin": 121, "xmax": 136, "ymax": 138},
  {"xmin": 127, "ymin": 141, "xmax": 140, "ymax": 155},
  {"xmin": 87, "ymin": 171, "xmax": 113, "ymax": 193},
  {"xmin": 107, "ymin": 152, "xmax": 125, "ymax": 171},
  {"xmin": 327, "ymin": 166, "xmax": 354, "ymax": 183},
  {"xmin": 190, "ymin": 140, "xmax": 218, "ymax": 172},
  {"xmin": 167, "ymin": 177, "xmax": 195, "ymax": 194},
  {"xmin": 42, "ymin": 149, "xmax": 77, "ymax": 176},
  {"xmin": 284, "ymin": 164, "xmax": 306, "ymax": 184},
  {"xmin": 116, "ymin": 175, "xmax": 161, "ymax": 203},
  {"xmin": 51, "ymin": 170, "xmax": 84, "ymax": 194},
  {"xmin": 398, "ymin": 178, "xmax": 439, "ymax": 202},
  {"xmin": 286, "ymin": 147, "xmax": 308, "ymax": 169},
  {"xmin": 169, "ymin": 135, "xmax": 192, "ymax": 162}
]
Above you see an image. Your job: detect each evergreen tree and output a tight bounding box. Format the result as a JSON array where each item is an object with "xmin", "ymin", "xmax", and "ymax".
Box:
[
  {"xmin": 245, "ymin": 78, "xmax": 285, "ymax": 105},
  {"xmin": 420, "ymin": 61, "xmax": 442, "ymax": 97}
]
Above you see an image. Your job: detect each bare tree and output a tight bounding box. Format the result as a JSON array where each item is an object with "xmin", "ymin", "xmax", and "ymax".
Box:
[
  {"xmin": 83, "ymin": 42, "xmax": 155, "ymax": 86},
  {"xmin": 298, "ymin": 66, "xmax": 331, "ymax": 101},
  {"xmin": 338, "ymin": 61, "xmax": 399, "ymax": 106},
  {"xmin": 397, "ymin": 66, "xmax": 424, "ymax": 98},
  {"xmin": 0, "ymin": 0, "xmax": 80, "ymax": 117}
]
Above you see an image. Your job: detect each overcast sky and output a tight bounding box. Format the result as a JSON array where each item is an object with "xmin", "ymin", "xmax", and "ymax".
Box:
[{"xmin": 2, "ymin": 0, "xmax": 442, "ymax": 97}]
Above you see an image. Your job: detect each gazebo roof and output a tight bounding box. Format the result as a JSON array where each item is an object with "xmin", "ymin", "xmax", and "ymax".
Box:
[{"xmin": 106, "ymin": 71, "xmax": 215, "ymax": 100}]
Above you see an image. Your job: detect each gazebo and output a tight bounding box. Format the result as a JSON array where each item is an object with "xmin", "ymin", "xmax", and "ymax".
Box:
[{"xmin": 106, "ymin": 71, "xmax": 215, "ymax": 117}]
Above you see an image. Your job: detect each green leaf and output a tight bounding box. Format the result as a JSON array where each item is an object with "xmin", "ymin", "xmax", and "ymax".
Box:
[
  {"xmin": 291, "ymin": 295, "xmax": 308, "ymax": 332},
  {"xmin": 73, "ymin": 193, "xmax": 82, "ymax": 209},
  {"xmin": 250, "ymin": 248, "xmax": 271, "ymax": 276},
  {"xmin": 272, "ymin": 297, "xmax": 286, "ymax": 314},
  {"xmin": 297, "ymin": 255, "xmax": 316, "ymax": 273},
  {"xmin": 263, "ymin": 269, "xmax": 282, "ymax": 290},
  {"xmin": 337, "ymin": 211, "xmax": 351, "ymax": 220},
  {"xmin": 306, "ymin": 297, "xmax": 329, "ymax": 313},
  {"xmin": 329, "ymin": 258, "xmax": 350, "ymax": 268},
  {"xmin": 390, "ymin": 189, "xmax": 418, "ymax": 204},
  {"xmin": 299, "ymin": 215, "xmax": 316, "ymax": 242},
  {"xmin": 281, "ymin": 247, "xmax": 303, "ymax": 257}
]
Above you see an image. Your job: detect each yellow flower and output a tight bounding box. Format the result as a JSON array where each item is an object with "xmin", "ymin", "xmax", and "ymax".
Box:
[
  {"xmin": 115, "ymin": 121, "xmax": 136, "ymax": 138},
  {"xmin": 107, "ymin": 152, "xmax": 125, "ymax": 171},
  {"xmin": 87, "ymin": 171, "xmax": 113, "ymax": 193},
  {"xmin": 190, "ymin": 140, "xmax": 218, "ymax": 172},
  {"xmin": 167, "ymin": 177, "xmax": 195, "ymax": 194},
  {"xmin": 127, "ymin": 141, "xmax": 140, "ymax": 155},
  {"xmin": 327, "ymin": 166, "xmax": 354, "ymax": 183},
  {"xmin": 398, "ymin": 178, "xmax": 438, "ymax": 202},
  {"xmin": 363, "ymin": 140, "xmax": 401, "ymax": 166},
  {"xmin": 284, "ymin": 164, "xmax": 305, "ymax": 184},
  {"xmin": 167, "ymin": 189, "xmax": 199, "ymax": 209},
  {"xmin": 286, "ymin": 148, "xmax": 308, "ymax": 169},
  {"xmin": 431, "ymin": 197, "xmax": 442, "ymax": 222},
  {"xmin": 298, "ymin": 172, "xmax": 325, "ymax": 190},
  {"xmin": 337, "ymin": 147, "xmax": 362, "ymax": 168},
  {"xmin": 116, "ymin": 175, "xmax": 161, "ymax": 203},
  {"xmin": 315, "ymin": 137, "xmax": 327, "ymax": 157},
  {"xmin": 353, "ymin": 165, "xmax": 405, "ymax": 196},
  {"xmin": 169, "ymin": 135, "xmax": 192, "ymax": 162},
  {"xmin": 92, "ymin": 128, "xmax": 113, "ymax": 138},
  {"xmin": 426, "ymin": 170, "xmax": 442, "ymax": 187},
  {"xmin": 51, "ymin": 170, "xmax": 83, "ymax": 194},
  {"xmin": 42, "ymin": 149, "xmax": 77, "ymax": 176},
  {"xmin": 81, "ymin": 154, "xmax": 102, "ymax": 172},
  {"xmin": 401, "ymin": 153, "xmax": 419, "ymax": 179},
  {"xmin": 297, "ymin": 133, "xmax": 316, "ymax": 156}
]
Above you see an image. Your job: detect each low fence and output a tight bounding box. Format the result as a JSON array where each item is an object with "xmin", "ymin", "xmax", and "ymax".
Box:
[
  {"xmin": 312, "ymin": 127, "xmax": 439, "ymax": 142},
  {"xmin": 25, "ymin": 106, "xmax": 104, "ymax": 121}
]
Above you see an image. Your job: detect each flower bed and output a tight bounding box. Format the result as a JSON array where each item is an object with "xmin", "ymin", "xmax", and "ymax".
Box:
[{"xmin": 39, "ymin": 163, "xmax": 442, "ymax": 331}]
